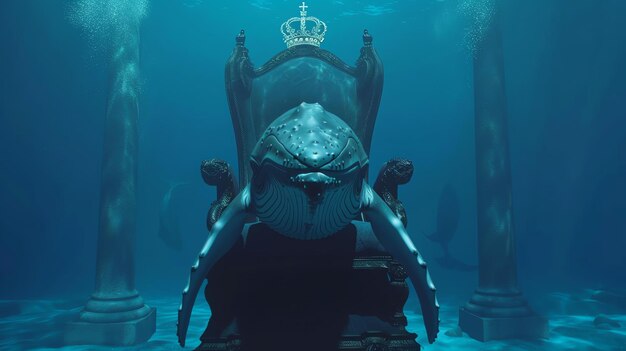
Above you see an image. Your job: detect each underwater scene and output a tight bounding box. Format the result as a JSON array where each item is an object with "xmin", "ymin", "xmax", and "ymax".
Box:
[{"xmin": 1, "ymin": 0, "xmax": 625, "ymax": 350}]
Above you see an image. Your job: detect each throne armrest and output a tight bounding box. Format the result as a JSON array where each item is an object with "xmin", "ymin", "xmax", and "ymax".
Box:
[
  {"xmin": 373, "ymin": 158, "xmax": 414, "ymax": 227},
  {"xmin": 200, "ymin": 159, "xmax": 238, "ymax": 230}
]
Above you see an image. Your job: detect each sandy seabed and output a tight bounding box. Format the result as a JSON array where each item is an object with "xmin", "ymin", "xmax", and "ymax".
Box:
[{"xmin": 1, "ymin": 292, "xmax": 625, "ymax": 351}]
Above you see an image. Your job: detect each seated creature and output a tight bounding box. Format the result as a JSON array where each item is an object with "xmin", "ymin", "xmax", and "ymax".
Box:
[
  {"xmin": 176, "ymin": 104, "xmax": 440, "ymax": 349},
  {"xmin": 177, "ymin": 5, "xmax": 439, "ymax": 349}
]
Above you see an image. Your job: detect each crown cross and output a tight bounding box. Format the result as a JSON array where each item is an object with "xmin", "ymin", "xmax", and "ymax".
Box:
[
  {"xmin": 299, "ymin": 2, "xmax": 308, "ymax": 15},
  {"xmin": 281, "ymin": 2, "xmax": 327, "ymax": 48}
]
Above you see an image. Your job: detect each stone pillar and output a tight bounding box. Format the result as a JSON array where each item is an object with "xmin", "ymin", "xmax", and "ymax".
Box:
[
  {"xmin": 65, "ymin": 20, "xmax": 156, "ymax": 346},
  {"xmin": 458, "ymin": 0, "xmax": 547, "ymax": 341}
]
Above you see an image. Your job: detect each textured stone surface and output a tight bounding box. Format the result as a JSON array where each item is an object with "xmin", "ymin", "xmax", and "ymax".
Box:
[
  {"xmin": 458, "ymin": 307, "xmax": 548, "ymax": 341},
  {"xmin": 65, "ymin": 307, "xmax": 156, "ymax": 346},
  {"xmin": 1, "ymin": 295, "xmax": 625, "ymax": 350}
]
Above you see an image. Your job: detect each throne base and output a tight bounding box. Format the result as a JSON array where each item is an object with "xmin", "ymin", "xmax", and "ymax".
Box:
[{"xmin": 196, "ymin": 317, "xmax": 419, "ymax": 351}]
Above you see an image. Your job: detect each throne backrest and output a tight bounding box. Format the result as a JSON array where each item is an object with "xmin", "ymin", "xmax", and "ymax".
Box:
[{"xmin": 225, "ymin": 30, "xmax": 384, "ymax": 188}]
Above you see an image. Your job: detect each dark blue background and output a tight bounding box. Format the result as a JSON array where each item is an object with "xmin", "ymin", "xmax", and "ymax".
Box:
[{"xmin": 1, "ymin": 0, "xmax": 625, "ymax": 310}]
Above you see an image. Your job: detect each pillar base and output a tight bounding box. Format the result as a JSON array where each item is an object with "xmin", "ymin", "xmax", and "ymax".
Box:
[
  {"xmin": 459, "ymin": 307, "xmax": 548, "ymax": 341},
  {"xmin": 459, "ymin": 290, "xmax": 548, "ymax": 341},
  {"xmin": 65, "ymin": 304, "xmax": 156, "ymax": 346}
]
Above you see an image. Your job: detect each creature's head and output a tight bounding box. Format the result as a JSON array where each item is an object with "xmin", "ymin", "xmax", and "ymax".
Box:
[{"xmin": 250, "ymin": 102, "xmax": 368, "ymax": 240}]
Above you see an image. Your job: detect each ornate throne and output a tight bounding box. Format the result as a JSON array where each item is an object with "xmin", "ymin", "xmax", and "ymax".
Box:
[{"xmin": 195, "ymin": 5, "xmax": 420, "ymax": 351}]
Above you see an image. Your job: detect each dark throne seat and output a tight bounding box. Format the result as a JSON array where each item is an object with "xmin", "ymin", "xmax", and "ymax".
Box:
[
  {"xmin": 195, "ymin": 29, "xmax": 419, "ymax": 351},
  {"xmin": 199, "ymin": 221, "xmax": 417, "ymax": 351}
]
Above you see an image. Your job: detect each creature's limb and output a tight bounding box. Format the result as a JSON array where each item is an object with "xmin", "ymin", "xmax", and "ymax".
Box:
[
  {"xmin": 373, "ymin": 158, "xmax": 413, "ymax": 227},
  {"xmin": 177, "ymin": 186, "xmax": 251, "ymax": 347},
  {"xmin": 201, "ymin": 159, "xmax": 239, "ymax": 230},
  {"xmin": 361, "ymin": 183, "xmax": 439, "ymax": 343}
]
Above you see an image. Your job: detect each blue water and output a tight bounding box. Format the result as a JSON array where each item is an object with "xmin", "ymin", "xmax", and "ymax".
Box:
[{"xmin": 1, "ymin": 0, "xmax": 625, "ymax": 349}]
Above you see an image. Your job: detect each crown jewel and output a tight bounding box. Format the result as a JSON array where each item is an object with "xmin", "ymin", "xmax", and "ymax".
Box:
[{"xmin": 281, "ymin": 2, "xmax": 327, "ymax": 48}]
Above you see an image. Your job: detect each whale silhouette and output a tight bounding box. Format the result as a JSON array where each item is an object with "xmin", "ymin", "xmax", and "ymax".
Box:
[
  {"xmin": 158, "ymin": 182, "xmax": 187, "ymax": 250},
  {"xmin": 426, "ymin": 183, "xmax": 477, "ymax": 272}
]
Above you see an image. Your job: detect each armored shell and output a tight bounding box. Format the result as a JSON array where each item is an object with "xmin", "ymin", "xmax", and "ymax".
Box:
[{"xmin": 251, "ymin": 102, "xmax": 368, "ymax": 172}]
